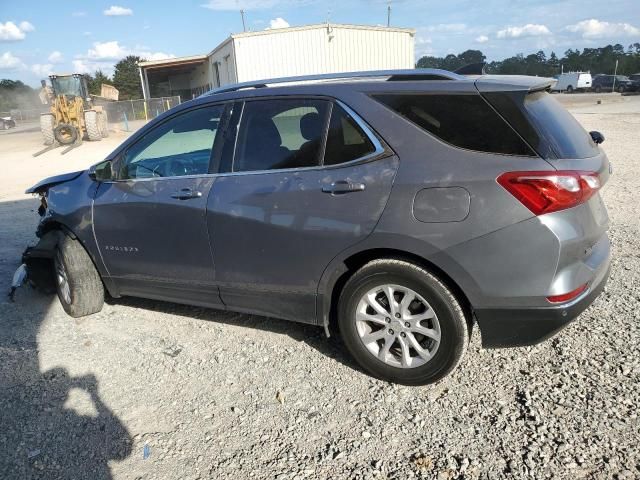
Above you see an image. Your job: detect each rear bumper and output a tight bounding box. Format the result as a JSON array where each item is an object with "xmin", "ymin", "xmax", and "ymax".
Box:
[{"xmin": 475, "ymin": 262, "xmax": 610, "ymax": 348}]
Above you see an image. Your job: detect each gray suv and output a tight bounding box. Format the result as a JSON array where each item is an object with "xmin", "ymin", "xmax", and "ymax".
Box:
[{"xmin": 19, "ymin": 69, "xmax": 611, "ymax": 385}]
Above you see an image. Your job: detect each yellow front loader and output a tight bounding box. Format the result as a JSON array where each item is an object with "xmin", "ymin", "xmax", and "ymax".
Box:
[{"xmin": 38, "ymin": 74, "xmax": 108, "ymax": 153}]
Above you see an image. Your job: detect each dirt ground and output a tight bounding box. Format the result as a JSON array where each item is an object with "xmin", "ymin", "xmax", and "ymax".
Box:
[{"xmin": 0, "ymin": 94, "xmax": 638, "ymax": 480}]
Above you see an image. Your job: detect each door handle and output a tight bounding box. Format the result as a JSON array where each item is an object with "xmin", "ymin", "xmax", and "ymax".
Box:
[
  {"xmin": 322, "ymin": 180, "xmax": 366, "ymax": 195},
  {"xmin": 170, "ymin": 188, "xmax": 202, "ymax": 200}
]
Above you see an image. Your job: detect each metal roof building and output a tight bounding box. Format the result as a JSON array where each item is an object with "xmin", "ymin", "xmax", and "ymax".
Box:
[{"xmin": 138, "ymin": 23, "xmax": 415, "ymax": 101}]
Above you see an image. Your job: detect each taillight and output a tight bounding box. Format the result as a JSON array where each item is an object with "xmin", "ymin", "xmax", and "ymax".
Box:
[
  {"xmin": 546, "ymin": 283, "xmax": 588, "ymax": 303},
  {"xmin": 497, "ymin": 170, "xmax": 601, "ymax": 215}
]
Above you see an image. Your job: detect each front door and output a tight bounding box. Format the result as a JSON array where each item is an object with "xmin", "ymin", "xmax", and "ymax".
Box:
[
  {"xmin": 93, "ymin": 104, "xmax": 228, "ymax": 306},
  {"xmin": 207, "ymin": 98, "xmax": 398, "ymax": 322}
]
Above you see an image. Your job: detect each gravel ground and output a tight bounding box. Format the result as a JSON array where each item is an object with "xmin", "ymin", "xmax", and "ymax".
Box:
[{"xmin": 0, "ymin": 98, "xmax": 638, "ymax": 480}]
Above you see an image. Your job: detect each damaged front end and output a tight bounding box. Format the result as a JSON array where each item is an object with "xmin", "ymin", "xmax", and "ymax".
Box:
[{"xmin": 9, "ymin": 194, "xmax": 62, "ymax": 301}]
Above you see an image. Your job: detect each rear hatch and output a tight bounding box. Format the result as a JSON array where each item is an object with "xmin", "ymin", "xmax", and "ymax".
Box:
[{"xmin": 476, "ymin": 77, "xmax": 610, "ymax": 290}]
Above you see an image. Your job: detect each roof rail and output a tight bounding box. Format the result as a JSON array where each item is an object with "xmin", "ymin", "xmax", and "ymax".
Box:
[{"xmin": 201, "ymin": 69, "xmax": 466, "ymax": 96}]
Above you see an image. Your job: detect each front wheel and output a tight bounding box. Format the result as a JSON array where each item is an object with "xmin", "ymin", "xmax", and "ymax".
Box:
[
  {"xmin": 566, "ymin": 85, "xmax": 574, "ymax": 93},
  {"xmin": 54, "ymin": 235, "xmax": 104, "ymax": 317},
  {"xmin": 338, "ymin": 259, "xmax": 468, "ymax": 385}
]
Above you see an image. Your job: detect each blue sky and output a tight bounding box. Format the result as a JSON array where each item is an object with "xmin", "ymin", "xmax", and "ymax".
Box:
[{"xmin": 1, "ymin": 0, "xmax": 639, "ymax": 86}]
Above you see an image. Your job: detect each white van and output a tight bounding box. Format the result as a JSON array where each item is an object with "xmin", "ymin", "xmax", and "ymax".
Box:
[{"xmin": 551, "ymin": 72, "xmax": 592, "ymax": 93}]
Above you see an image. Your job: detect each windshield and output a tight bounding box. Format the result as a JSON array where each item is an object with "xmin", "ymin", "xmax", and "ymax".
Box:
[{"xmin": 51, "ymin": 76, "xmax": 82, "ymax": 97}]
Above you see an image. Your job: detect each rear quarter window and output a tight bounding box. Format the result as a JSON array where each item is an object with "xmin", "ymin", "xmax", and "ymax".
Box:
[{"xmin": 372, "ymin": 93, "xmax": 535, "ymax": 156}]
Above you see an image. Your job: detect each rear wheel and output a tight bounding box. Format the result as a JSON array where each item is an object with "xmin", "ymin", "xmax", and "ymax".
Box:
[
  {"xmin": 594, "ymin": 85, "xmax": 602, "ymax": 93},
  {"xmin": 84, "ymin": 110, "xmax": 102, "ymax": 141},
  {"xmin": 98, "ymin": 111, "xmax": 109, "ymax": 137},
  {"xmin": 338, "ymin": 259, "xmax": 468, "ymax": 385},
  {"xmin": 617, "ymin": 85, "xmax": 625, "ymax": 93},
  {"xmin": 566, "ymin": 85, "xmax": 574, "ymax": 93},
  {"xmin": 40, "ymin": 114, "xmax": 55, "ymax": 145},
  {"xmin": 54, "ymin": 235, "xmax": 104, "ymax": 317}
]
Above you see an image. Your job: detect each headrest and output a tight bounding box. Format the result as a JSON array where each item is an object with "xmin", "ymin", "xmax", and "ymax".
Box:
[{"xmin": 300, "ymin": 112, "xmax": 321, "ymax": 141}]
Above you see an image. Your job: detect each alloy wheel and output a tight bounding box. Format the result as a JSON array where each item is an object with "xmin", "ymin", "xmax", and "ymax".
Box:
[{"xmin": 355, "ymin": 284, "xmax": 441, "ymax": 368}]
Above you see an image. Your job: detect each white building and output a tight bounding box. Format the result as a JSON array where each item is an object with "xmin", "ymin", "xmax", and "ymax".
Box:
[{"xmin": 138, "ymin": 23, "xmax": 415, "ymax": 101}]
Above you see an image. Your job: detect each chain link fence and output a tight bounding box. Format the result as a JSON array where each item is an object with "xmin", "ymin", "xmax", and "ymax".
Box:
[
  {"xmin": 0, "ymin": 107, "xmax": 48, "ymax": 122},
  {"xmin": 99, "ymin": 96, "xmax": 181, "ymax": 125},
  {"xmin": 1, "ymin": 96, "xmax": 181, "ymax": 129}
]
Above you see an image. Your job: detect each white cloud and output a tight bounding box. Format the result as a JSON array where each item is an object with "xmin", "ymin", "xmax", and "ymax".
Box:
[
  {"xmin": 87, "ymin": 41, "xmax": 127, "ymax": 60},
  {"xmin": 202, "ymin": 0, "xmax": 297, "ymax": 10},
  {"xmin": 565, "ymin": 19, "xmax": 640, "ymax": 38},
  {"xmin": 74, "ymin": 41, "xmax": 174, "ymax": 74},
  {"xmin": 103, "ymin": 5, "xmax": 133, "ymax": 16},
  {"xmin": 497, "ymin": 24, "xmax": 551, "ymax": 39},
  {"xmin": 0, "ymin": 21, "xmax": 35, "ymax": 41},
  {"xmin": 475, "ymin": 35, "xmax": 489, "ymax": 43},
  {"xmin": 19, "ymin": 21, "xmax": 34, "ymax": 32},
  {"xmin": 268, "ymin": 17, "xmax": 290, "ymax": 29},
  {"xmin": 0, "ymin": 51, "xmax": 23, "ymax": 69},
  {"xmin": 31, "ymin": 63, "xmax": 54, "ymax": 77},
  {"xmin": 48, "ymin": 51, "xmax": 63, "ymax": 63},
  {"xmin": 425, "ymin": 23, "xmax": 467, "ymax": 33}
]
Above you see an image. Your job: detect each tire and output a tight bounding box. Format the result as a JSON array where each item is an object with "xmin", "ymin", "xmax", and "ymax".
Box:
[
  {"xmin": 594, "ymin": 86, "xmax": 602, "ymax": 93},
  {"xmin": 98, "ymin": 111, "xmax": 109, "ymax": 137},
  {"xmin": 617, "ymin": 85, "xmax": 625, "ymax": 93},
  {"xmin": 566, "ymin": 85, "xmax": 573, "ymax": 93},
  {"xmin": 53, "ymin": 235, "xmax": 104, "ymax": 318},
  {"xmin": 40, "ymin": 114, "xmax": 55, "ymax": 145},
  {"xmin": 337, "ymin": 259, "xmax": 468, "ymax": 385},
  {"xmin": 53, "ymin": 123, "xmax": 78, "ymax": 145},
  {"xmin": 84, "ymin": 110, "xmax": 102, "ymax": 141}
]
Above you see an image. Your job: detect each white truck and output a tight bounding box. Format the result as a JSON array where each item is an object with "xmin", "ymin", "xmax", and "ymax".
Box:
[{"xmin": 551, "ymin": 72, "xmax": 592, "ymax": 93}]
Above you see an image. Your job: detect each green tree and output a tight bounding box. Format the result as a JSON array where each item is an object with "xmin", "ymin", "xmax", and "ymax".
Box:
[
  {"xmin": 85, "ymin": 70, "xmax": 113, "ymax": 96},
  {"xmin": 113, "ymin": 55, "xmax": 144, "ymax": 100}
]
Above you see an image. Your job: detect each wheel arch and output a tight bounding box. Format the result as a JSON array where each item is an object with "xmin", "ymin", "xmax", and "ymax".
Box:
[
  {"xmin": 319, "ymin": 247, "xmax": 474, "ymax": 336},
  {"xmin": 34, "ymin": 219, "xmax": 118, "ymax": 297}
]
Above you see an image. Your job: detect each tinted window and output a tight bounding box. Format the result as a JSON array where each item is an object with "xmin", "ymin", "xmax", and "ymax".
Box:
[
  {"xmin": 324, "ymin": 104, "xmax": 377, "ymax": 165},
  {"xmin": 120, "ymin": 105, "xmax": 224, "ymax": 179},
  {"xmin": 233, "ymin": 99, "xmax": 329, "ymax": 172},
  {"xmin": 485, "ymin": 91, "xmax": 600, "ymax": 159},
  {"xmin": 522, "ymin": 91, "xmax": 598, "ymax": 159},
  {"xmin": 373, "ymin": 94, "xmax": 534, "ymax": 156}
]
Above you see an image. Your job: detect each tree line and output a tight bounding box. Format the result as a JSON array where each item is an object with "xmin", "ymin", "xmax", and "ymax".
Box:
[{"xmin": 417, "ymin": 43, "xmax": 640, "ymax": 77}]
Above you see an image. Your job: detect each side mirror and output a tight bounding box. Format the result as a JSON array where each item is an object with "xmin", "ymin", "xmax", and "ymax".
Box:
[
  {"xmin": 590, "ymin": 131, "xmax": 605, "ymax": 144},
  {"xmin": 89, "ymin": 160, "xmax": 112, "ymax": 181}
]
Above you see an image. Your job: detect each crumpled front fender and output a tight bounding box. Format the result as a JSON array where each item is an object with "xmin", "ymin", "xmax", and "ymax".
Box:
[{"xmin": 22, "ymin": 230, "xmax": 64, "ymax": 293}]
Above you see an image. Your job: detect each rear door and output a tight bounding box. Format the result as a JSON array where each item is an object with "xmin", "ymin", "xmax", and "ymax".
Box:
[
  {"xmin": 93, "ymin": 103, "xmax": 229, "ymax": 306},
  {"xmin": 207, "ymin": 97, "xmax": 398, "ymax": 322}
]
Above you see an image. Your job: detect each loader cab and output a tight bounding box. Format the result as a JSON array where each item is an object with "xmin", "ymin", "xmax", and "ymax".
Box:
[{"xmin": 49, "ymin": 74, "xmax": 90, "ymax": 104}]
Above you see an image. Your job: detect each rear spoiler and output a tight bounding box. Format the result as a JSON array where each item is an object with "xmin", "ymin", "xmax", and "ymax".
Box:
[{"xmin": 475, "ymin": 75, "xmax": 557, "ymax": 93}]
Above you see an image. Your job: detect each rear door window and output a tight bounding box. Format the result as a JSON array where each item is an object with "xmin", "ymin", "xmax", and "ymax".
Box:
[
  {"xmin": 233, "ymin": 99, "xmax": 329, "ymax": 172},
  {"xmin": 373, "ymin": 93, "xmax": 535, "ymax": 156}
]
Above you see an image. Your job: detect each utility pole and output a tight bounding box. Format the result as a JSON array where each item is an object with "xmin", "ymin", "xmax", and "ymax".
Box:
[
  {"xmin": 240, "ymin": 9, "xmax": 246, "ymax": 32},
  {"xmin": 387, "ymin": 1, "xmax": 391, "ymax": 27},
  {"xmin": 612, "ymin": 59, "xmax": 619, "ymax": 93}
]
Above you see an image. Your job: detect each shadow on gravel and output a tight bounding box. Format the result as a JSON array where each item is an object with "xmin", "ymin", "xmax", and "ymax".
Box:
[
  {"xmin": 0, "ymin": 198, "xmax": 133, "ymax": 479},
  {"xmin": 110, "ymin": 295, "xmax": 368, "ymax": 376}
]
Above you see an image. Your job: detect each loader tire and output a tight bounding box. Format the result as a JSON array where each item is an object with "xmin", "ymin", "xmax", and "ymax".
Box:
[
  {"xmin": 53, "ymin": 123, "xmax": 78, "ymax": 145},
  {"xmin": 84, "ymin": 110, "xmax": 102, "ymax": 141},
  {"xmin": 40, "ymin": 114, "xmax": 55, "ymax": 145},
  {"xmin": 98, "ymin": 111, "xmax": 109, "ymax": 138}
]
